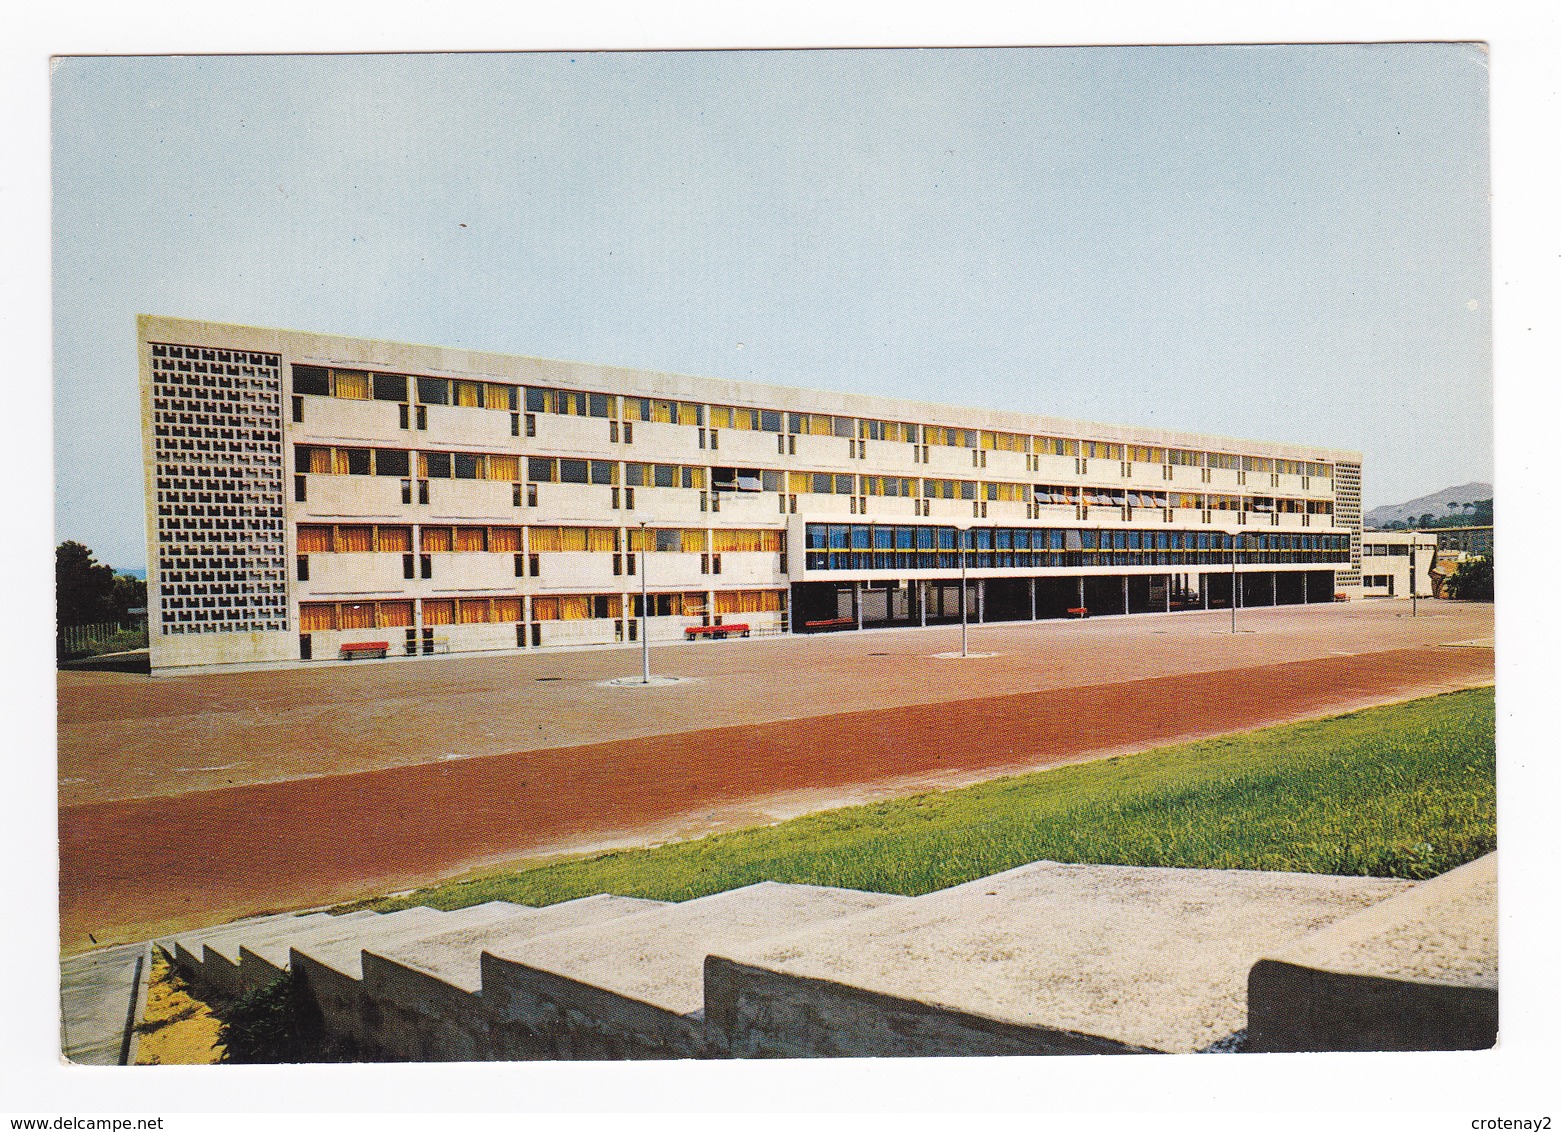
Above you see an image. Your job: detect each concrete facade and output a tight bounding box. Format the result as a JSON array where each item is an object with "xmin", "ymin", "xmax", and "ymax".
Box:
[{"xmin": 139, "ymin": 315, "xmax": 1361, "ymax": 669}]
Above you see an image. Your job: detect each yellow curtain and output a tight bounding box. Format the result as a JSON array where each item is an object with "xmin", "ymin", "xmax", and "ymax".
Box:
[
  {"xmin": 458, "ymin": 599, "xmax": 490, "ymax": 623},
  {"xmin": 421, "ymin": 527, "xmax": 453, "ymax": 552},
  {"xmin": 708, "ymin": 405, "xmax": 731, "ymax": 428},
  {"xmin": 337, "ymin": 526, "xmax": 373, "ymax": 552},
  {"xmin": 339, "ymin": 603, "xmax": 375, "ymax": 630},
  {"xmin": 531, "ymin": 597, "xmax": 559, "ymax": 621},
  {"xmin": 454, "ymin": 381, "xmax": 482, "ymax": 407},
  {"xmin": 491, "ymin": 597, "xmax": 522, "ymax": 622},
  {"xmin": 296, "ymin": 526, "xmax": 332, "ymax": 553},
  {"xmin": 333, "ymin": 370, "xmax": 371, "ymax": 400},
  {"xmin": 651, "ymin": 400, "xmax": 674, "ymax": 424},
  {"xmin": 529, "ymin": 527, "xmax": 563, "ymax": 553},
  {"xmin": 309, "ymin": 448, "xmax": 333, "ymax": 474},
  {"xmin": 488, "ymin": 454, "xmax": 520, "ymax": 482},
  {"xmin": 559, "ymin": 595, "xmax": 591, "ymax": 620},
  {"xmin": 587, "ymin": 528, "xmax": 618, "ymax": 552},
  {"xmin": 676, "ymin": 403, "xmax": 700, "ymax": 427},
  {"xmin": 486, "ymin": 383, "xmax": 513, "ymax": 410},
  {"xmin": 686, "ymin": 467, "xmax": 705, "ymax": 489},
  {"xmin": 715, "ymin": 589, "xmax": 783, "ymax": 614},
  {"xmin": 416, "ymin": 452, "xmax": 429, "ymax": 478},
  {"xmin": 332, "ymin": 449, "xmax": 352, "ymax": 475},
  {"xmin": 455, "ymin": 527, "xmax": 487, "ymax": 552},
  {"xmin": 557, "ymin": 527, "xmax": 588, "ymax": 552},
  {"xmin": 487, "ymin": 527, "xmax": 521, "ymax": 553},
  {"xmin": 422, "ymin": 599, "xmax": 454, "ymax": 626},
  {"xmin": 680, "ymin": 529, "xmax": 708, "ymax": 553},
  {"xmin": 712, "ymin": 529, "xmax": 764, "ymax": 553},
  {"xmin": 376, "ymin": 526, "xmax": 411, "ymax": 553},
  {"xmin": 299, "ymin": 603, "xmax": 336, "ymax": 631},
  {"xmin": 377, "ymin": 601, "xmax": 413, "ymax": 628}
]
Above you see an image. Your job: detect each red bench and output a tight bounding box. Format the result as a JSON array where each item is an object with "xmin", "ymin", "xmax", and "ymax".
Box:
[
  {"xmin": 803, "ymin": 616, "xmax": 853, "ymax": 631},
  {"xmin": 684, "ymin": 623, "xmax": 750, "ymax": 640},
  {"xmin": 340, "ymin": 640, "xmax": 389, "ymax": 659},
  {"xmin": 1066, "ymin": 607, "xmax": 1089, "ymax": 619}
]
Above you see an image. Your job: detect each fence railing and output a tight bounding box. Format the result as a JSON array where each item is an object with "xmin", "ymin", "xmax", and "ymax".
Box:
[{"xmin": 57, "ymin": 620, "xmax": 148, "ymax": 655}]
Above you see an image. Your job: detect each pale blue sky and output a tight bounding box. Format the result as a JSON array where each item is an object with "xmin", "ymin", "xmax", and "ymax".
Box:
[{"xmin": 53, "ymin": 45, "xmax": 1491, "ymax": 569}]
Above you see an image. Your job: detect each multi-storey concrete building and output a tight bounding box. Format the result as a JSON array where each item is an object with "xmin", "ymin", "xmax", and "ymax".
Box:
[
  {"xmin": 139, "ymin": 315, "xmax": 1362, "ymax": 671},
  {"xmin": 1358, "ymin": 532, "xmax": 1438, "ymax": 599}
]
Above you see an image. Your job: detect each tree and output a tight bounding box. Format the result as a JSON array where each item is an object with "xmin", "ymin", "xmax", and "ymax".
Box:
[
  {"xmin": 1444, "ymin": 555, "xmax": 1494, "ymax": 602},
  {"xmin": 56, "ymin": 541, "xmax": 143, "ymax": 627}
]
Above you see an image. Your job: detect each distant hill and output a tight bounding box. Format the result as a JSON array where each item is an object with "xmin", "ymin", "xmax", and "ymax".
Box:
[{"xmin": 1365, "ymin": 483, "xmax": 1492, "ymax": 530}]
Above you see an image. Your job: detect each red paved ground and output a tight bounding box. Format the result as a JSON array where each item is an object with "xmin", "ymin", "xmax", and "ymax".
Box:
[{"xmin": 59, "ymin": 639, "xmax": 1492, "ymax": 952}]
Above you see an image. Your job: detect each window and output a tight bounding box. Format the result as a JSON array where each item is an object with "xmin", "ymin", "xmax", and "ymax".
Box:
[
  {"xmin": 372, "ymin": 373, "xmax": 408, "ymax": 402},
  {"xmin": 291, "ymin": 365, "xmax": 330, "ymax": 396},
  {"xmin": 375, "ymin": 449, "xmax": 410, "ymax": 477}
]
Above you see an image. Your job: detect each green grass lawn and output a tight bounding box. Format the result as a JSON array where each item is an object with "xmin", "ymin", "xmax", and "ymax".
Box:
[{"xmin": 362, "ymin": 686, "xmax": 1495, "ymax": 913}]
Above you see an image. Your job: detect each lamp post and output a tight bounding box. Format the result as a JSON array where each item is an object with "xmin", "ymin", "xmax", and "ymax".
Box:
[
  {"xmin": 959, "ymin": 525, "xmax": 969, "ymax": 658},
  {"xmin": 1230, "ymin": 530, "xmax": 1242, "ymax": 634},
  {"xmin": 638, "ymin": 518, "xmax": 652, "ymax": 683},
  {"xmin": 1410, "ymin": 538, "xmax": 1418, "ymax": 617}
]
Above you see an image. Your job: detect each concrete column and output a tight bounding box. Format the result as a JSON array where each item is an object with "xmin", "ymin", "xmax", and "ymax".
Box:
[
  {"xmin": 1122, "ymin": 575, "xmax": 1129, "ymax": 616},
  {"xmin": 521, "ymin": 594, "xmax": 530, "ymax": 646},
  {"xmin": 706, "ymin": 588, "xmax": 716, "ymax": 627},
  {"xmin": 1303, "ymin": 571, "xmax": 1309, "ymax": 604},
  {"xmin": 1164, "ymin": 575, "xmax": 1171, "ymax": 612},
  {"xmin": 1271, "ymin": 572, "xmax": 1278, "ymax": 606},
  {"xmin": 1078, "ymin": 576, "xmax": 1086, "ymax": 611},
  {"xmin": 919, "ymin": 580, "xmax": 927, "ymax": 628},
  {"xmin": 1030, "ymin": 577, "xmax": 1037, "ymax": 621},
  {"xmin": 854, "ymin": 581, "xmax": 863, "ymax": 630},
  {"xmin": 977, "ymin": 580, "xmax": 985, "ymax": 623}
]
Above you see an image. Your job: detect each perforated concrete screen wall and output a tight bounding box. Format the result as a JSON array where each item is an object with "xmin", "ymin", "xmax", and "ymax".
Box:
[{"xmin": 147, "ymin": 342, "xmax": 289, "ymax": 635}]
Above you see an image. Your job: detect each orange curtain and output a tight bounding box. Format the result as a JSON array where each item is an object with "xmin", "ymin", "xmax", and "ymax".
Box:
[
  {"xmin": 339, "ymin": 603, "xmax": 375, "ymax": 630},
  {"xmin": 336, "ymin": 526, "xmax": 373, "ymax": 552},
  {"xmin": 420, "ymin": 527, "xmax": 453, "ymax": 552},
  {"xmin": 376, "ymin": 526, "xmax": 411, "ymax": 553},
  {"xmin": 487, "ymin": 527, "xmax": 521, "ymax": 553},
  {"xmin": 491, "ymin": 597, "xmax": 522, "ymax": 622},
  {"xmin": 296, "ymin": 526, "xmax": 332, "ymax": 553},
  {"xmin": 299, "ymin": 603, "xmax": 337, "ymax": 631},
  {"xmin": 455, "ymin": 527, "xmax": 487, "ymax": 552},
  {"xmin": 377, "ymin": 601, "xmax": 413, "ymax": 628},
  {"xmin": 421, "ymin": 599, "xmax": 454, "ymax": 626},
  {"xmin": 457, "ymin": 599, "xmax": 490, "ymax": 623}
]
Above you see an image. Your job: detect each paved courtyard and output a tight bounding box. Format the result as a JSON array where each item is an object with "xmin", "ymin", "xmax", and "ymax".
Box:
[{"xmin": 58, "ymin": 600, "xmax": 1493, "ymax": 951}]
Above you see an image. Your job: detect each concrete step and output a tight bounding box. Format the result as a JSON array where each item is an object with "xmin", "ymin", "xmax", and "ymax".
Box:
[
  {"xmin": 704, "ymin": 861, "xmax": 1414, "ymax": 1056},
  {"xmin": 194, "ymin": 913, "xmax": 352, "ymax": 997},
  {"xmin": 359, "ymin": 895, "xmax": 669, "ymax": 1061},
  {"xmin": 233, "ymin": 910, "xmax": 383, "ymax": 994},
  {"xmin": 165, "ymin": 912, "xmax": 327, "ymax": 990},
  {"xmin": 1247, "ymin": 852, "xmax": 1497, "ymax": 1052},
  {"xmin": 292, "ymin": 904, "xmax": 521, "ymax": 1052},
  {"xmin": 480, "ymin": 882, "xmax": 906, "ymax": 1059}
]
